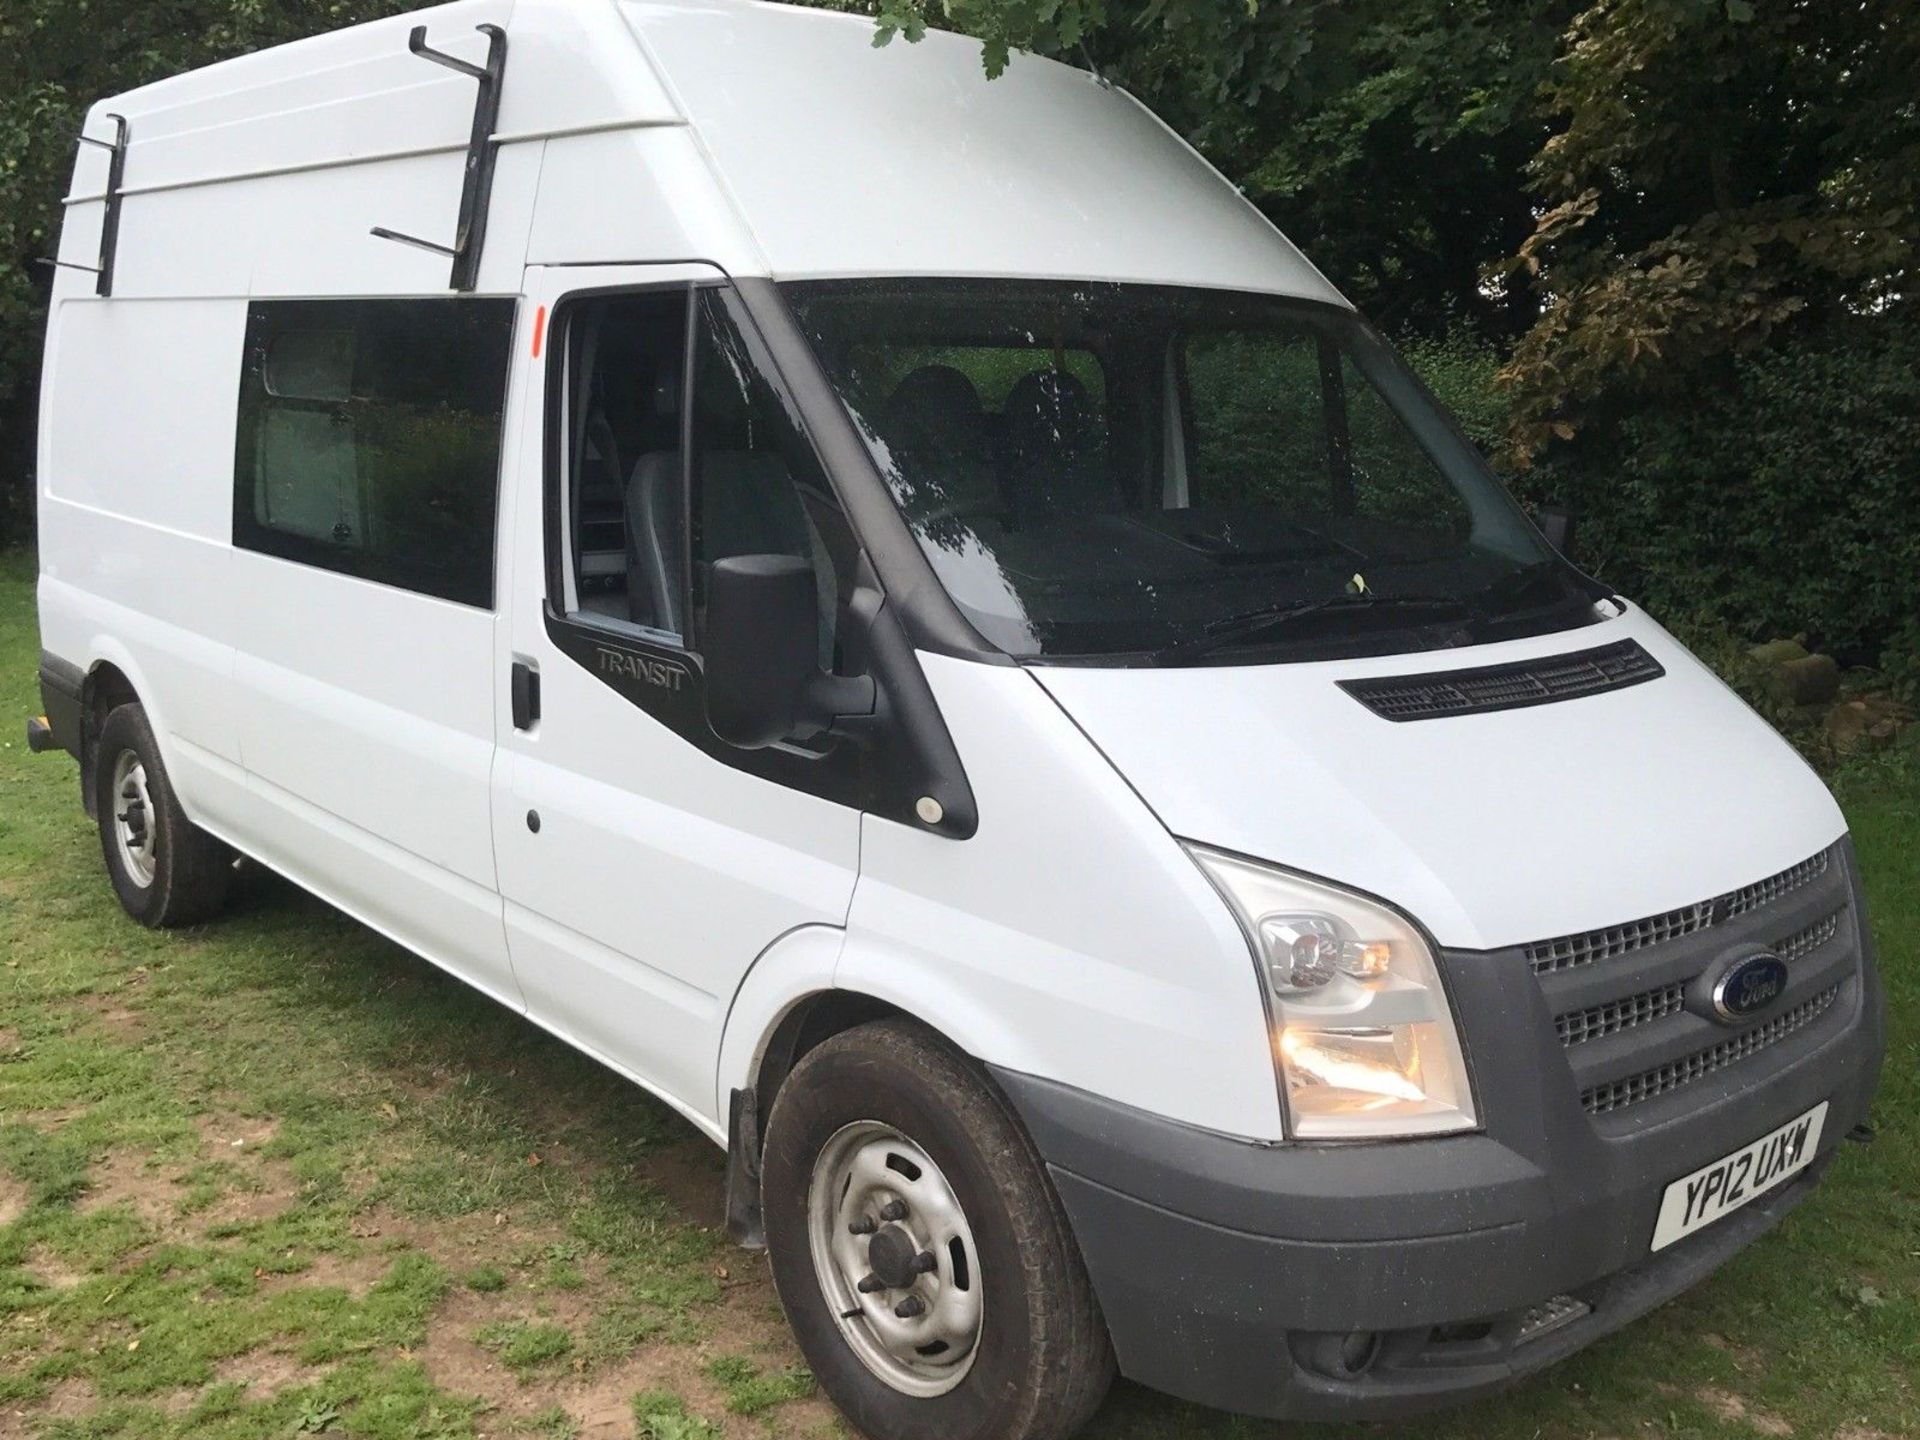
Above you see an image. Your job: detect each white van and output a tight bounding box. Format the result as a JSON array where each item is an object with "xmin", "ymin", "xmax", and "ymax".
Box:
[{"xmin": 29, "ymin": 2, "xmax": 1883, "ymax": 1434}]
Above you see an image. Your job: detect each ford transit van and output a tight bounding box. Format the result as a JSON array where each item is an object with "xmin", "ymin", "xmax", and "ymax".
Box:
[{"xmin": 28, "ymin": 2, "xmax": 1884, "ymax": 1435}]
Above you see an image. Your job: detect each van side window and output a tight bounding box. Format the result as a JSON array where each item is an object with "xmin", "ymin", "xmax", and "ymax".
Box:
[
  {"xmin": 558, "ymin": 290, "xmax": 692, "ymax": 636},
  {"xmin": 234, "ymin": 299, "xmax": 515, "ymax": 608},
  {"xmin": 555, "ymin": 286, "xmax": 847, "ymax": 661}
]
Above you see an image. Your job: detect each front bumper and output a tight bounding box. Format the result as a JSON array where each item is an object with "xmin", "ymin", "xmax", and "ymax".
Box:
[{"xmin": 992, "ymin": 842, "xmax": 1885, "ymax": 1422}]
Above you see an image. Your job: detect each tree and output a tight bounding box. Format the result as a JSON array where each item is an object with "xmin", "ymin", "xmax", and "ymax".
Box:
[{"xmin": 1493, "ymin": 0, "xmax": 1919, "ymax": 462}]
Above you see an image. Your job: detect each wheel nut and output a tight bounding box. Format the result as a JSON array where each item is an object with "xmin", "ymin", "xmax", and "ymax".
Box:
[
  {"xmin": 894, "ymin": 1295, "xmax": 926, "ymax": 1319},
  {"xmin": 911, "ymin": 1250, "xmax": 937, "ymax": 1275},
  {"xmin": 879, "ymin": 1199, "xmax": 909, "ymax": 1223},
  {"xmin": 847, "ymin": 1216, "xmax": 877, "ymax": 1236},
  {"xmin": 856, "ymin": 1273, "xmax": 886, "ymax": 1294}
]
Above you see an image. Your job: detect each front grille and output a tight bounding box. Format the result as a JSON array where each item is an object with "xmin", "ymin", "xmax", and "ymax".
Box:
[
  {"xmin": 1339, "ymin": 639, "xmax": 1664, "ymax": 723},
  {"xmin": 1552, "ymin": 903, "xmax": 1846, "ymax": 1048},
  {"xmin": 1529, "ymin": 849, "xmax": 1831, "ymax": 975},
  {"xmin": 1776, "ymin": 912, "xmax": 1841, "ymax": 964},
  {"xmin": 1529, "ymin": 905, "xmax": 1712, "ymax": 976},
  {"xmin": 1581, "ymin": 987, "xmax": 1840, "ymax": 1115},
  {"xmin": 1557, "ymin": 982, "xmax": 1687, "ymax": 1046},
  {"xmin": 1520, "ymin": 843, "xmax": 1859, "ymax": 1120},
  {"xmin": 1726, "ymin": 851, "xmax": 1831, "ymax": 918}
]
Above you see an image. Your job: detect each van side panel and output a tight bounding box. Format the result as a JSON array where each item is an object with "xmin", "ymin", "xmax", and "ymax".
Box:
[
  {"xmin": 227, "ymin": 552, "xmax": 520, "ymax": 1009},
  {"xmin": 36, "ymin": 298, "xmax": 249, "ymax": 828}
]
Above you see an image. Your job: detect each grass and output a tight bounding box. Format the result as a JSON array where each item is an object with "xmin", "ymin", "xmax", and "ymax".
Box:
[{"xmin": 0, "ymin": 537, "xmax": 1915, "ymax": 1439}]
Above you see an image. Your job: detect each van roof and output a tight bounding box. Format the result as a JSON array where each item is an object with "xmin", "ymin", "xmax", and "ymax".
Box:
[{"xmin": 64, "ymin": 0, "xmax": 1343, "ymax": 301}]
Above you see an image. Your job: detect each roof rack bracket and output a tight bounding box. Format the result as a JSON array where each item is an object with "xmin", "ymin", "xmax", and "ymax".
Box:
[
  {"xmin": 370, "ymin": 22, "xmax": 509, "ymax": 292},
  {"xmin": 39, "ymin": 114, "xmax": 129, "ymax": 297}
]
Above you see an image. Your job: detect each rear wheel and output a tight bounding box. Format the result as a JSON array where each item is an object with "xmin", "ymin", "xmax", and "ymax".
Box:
[
  {"xmin": 94, "ymin": 703, "xmax": 230, "ymax": 928},
  {"xmin": 762, "ymin": 1019, "xmax": 1113, "ymax": 1440}
]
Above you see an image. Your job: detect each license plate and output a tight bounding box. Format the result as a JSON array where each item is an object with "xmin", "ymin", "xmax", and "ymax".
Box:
[{"xmin": 1650, "ymin": 1102, "xmax": 1827, "ymax": 1252}]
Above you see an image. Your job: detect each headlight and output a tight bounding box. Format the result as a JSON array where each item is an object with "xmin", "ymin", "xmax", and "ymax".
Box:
[{"xmin": 1187, "ymin": 845, "xmax": 1477, "ymax": 1140}]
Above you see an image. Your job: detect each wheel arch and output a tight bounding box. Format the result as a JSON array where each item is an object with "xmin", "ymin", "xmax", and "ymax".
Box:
[
  {"xmin": 77, "ymin": 652, "xmax": 148, "ymax": 818},
  {"xmin": 717, "ymin": 930, "xmax": 1029, "ymax": 1249}
]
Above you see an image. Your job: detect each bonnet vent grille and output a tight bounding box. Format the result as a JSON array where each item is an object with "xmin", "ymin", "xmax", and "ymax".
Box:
[{"xmin": 1339, "ymin": 639, "xmax": 1664, "ymax": 722}]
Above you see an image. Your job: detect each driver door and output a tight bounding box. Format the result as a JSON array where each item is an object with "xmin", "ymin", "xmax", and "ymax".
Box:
[{"xmin": 492, "ymin": 264, "xmax": 862, "ymax": 1132}]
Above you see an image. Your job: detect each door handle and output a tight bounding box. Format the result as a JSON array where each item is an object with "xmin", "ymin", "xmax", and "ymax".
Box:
[{"xmin": 511, "ymin": 661, "xmax": 541, "ymax": 732}]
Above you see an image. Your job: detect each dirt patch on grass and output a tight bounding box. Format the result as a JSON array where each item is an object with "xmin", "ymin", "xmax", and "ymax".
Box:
[
  {"xmin": 416, "ymin": 1285, "xmax": 533, "ymax": 1418},
  {"xmin": 0, "ymin": 1174, "xmax": 28, "ymax": 1227},
  {"xmin": 637, "ymin": 1137, "xmax": 728, "ymax": 1232},
  {"xmin": 75, "ymin": 991, "xmax": 145, "ymax": 1043},
  {"xmin": 421, "ymin": 1258, "xmax": 826, "ymax": 1440},
  {"xmin": 198, "ymin": 1185, "xmax": 292, "ymax": 1228},
  {"xmin": 36, "ymin": 1376, "xmax": 101, "ymax": 1420},
  {"xmin": 23, "ymin": 1245, "xmax": 86, "ymax": 1290},
  {"xmin": 266, "ymin": 1246, "xmax": 393, "ymax": 1300},
  {"xmin": 213, "ymin": 1347, "xmax": 318, "ymax": 1399},
  {"xmin": 77, "ymin": 1150, "xmax": 176, "ymax": 1228},
  {"xmin": 1697, "ymin": 1386, "xmax": 1793, "ymax": 1435},
  {"xmin": 195, "ymin": 1113, "xmax": 281, "ymax": 1154}
]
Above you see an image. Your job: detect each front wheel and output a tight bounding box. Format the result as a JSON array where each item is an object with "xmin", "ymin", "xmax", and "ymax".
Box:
[
  {"xmin": 93, "ymin": 703, "xmax": 230, "ymax": 928},
  {"xmin": 761, "ymin": 1019, "xmax": 1114, "ymax": 1440}
]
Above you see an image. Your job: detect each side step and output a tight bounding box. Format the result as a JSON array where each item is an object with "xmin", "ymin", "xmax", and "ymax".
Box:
[{"xmin": 26, "ymin": 716, "xmax": 58, "ymax": 754}]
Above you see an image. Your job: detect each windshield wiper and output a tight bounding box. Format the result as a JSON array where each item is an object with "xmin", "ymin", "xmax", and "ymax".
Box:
[
  {"xmin": 1464, "ymin": 560, "xmax": 1569, "ymax": 618},
  {"xmin": 1153, "ymin": 592, "xmax": 1472, "ymax": 667}
]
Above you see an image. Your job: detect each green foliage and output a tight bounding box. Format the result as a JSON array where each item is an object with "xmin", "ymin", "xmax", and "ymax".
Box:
[
  {"xmin": 703, "ymin": 1354, "xmax": 816, "ymax": 1415},
  {"xmin": 1554, "ymin": 321, "xmax": 1920, "ymax": 663},
  {"xmin": 1399, "ymin": 327, "xmax": 1509, "ymax": 457},
  {"xmin": 474, "ymin": 1319, "xmax": 575, "ymax": 1378},
  {"xmin": 1495, "ymin": 0, "xmax": 1918, "ymax": 462},
  {"xmin": 630, "ymin": 1390, "xmax": 721, "ymax": 1440}
]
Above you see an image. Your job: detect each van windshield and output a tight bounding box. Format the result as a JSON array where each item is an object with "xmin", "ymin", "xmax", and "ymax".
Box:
[{"xmin": 782, "ymin": 279, "xmax": 1604, "ymax": 663}]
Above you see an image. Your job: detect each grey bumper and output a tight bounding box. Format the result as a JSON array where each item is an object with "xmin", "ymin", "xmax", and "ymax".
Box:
[
  {"xmin": 991, "ymin": 842, "xmax": 1885, "ymax": 1421},
  {"xmin": 38, "ymin": 653, "xmax": 85, "ymax": 762}
]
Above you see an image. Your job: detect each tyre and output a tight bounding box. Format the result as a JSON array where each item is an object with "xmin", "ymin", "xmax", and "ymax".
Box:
[
  {"xmin": 761, "ymin": 1018, "xmax": 1114, "ymax": 1440},
  {"xmin": 93, "ymin": 703, "xmax": 231, "ymax": 928}
]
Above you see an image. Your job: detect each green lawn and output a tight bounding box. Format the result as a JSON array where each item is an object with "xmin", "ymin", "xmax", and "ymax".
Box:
[{"xmin": 2, "ymin": 543, "xmax": 1915, "ymax": 1440}]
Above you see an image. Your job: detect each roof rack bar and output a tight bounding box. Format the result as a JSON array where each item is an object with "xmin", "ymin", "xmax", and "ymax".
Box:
[
  {"xmin": 369, "ymin": 227, "xmax": 458, "ymax": 259},
  {"xmin": 370, "ymin": 23, "xmax": 509, "ymax": 292},
  {"xmin": 93, "ymin": 115, "xmax": 131, "ymax": 297},
  {"xmin": 39, "ymin": 115, "xmax": 130, "ymax": 296}
]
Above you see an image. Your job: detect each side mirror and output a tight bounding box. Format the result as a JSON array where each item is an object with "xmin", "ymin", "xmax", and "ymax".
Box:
[
  {"xmin": 704, "ymin": 554, "xmax": 876, "ymax": 750},
  {"xmin": 1536, "ymin": 505, "xmax": 1578, "ymax": 559}
]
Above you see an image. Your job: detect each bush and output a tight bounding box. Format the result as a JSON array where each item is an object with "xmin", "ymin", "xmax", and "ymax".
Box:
[
  {"xmin": 1400, "ymin": 328, "xmax": 1511, "ymax": 457},
  {"xmin": 1546, "ymin": 320, "xmax": 1920, "ymax": 664}
]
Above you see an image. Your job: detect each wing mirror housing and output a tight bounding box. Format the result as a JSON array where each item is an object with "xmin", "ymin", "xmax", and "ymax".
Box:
[{"xmin": 704, "ymin": 554, "xmax": 877, "ymax": 750}]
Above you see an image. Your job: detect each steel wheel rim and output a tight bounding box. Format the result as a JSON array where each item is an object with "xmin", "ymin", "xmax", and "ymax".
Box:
[
  {"xmin": 806, "ymin": 1121, "xmax": 984, "ymax": 1397},
  {"xmin": 111, "ymin": 749, "xmax": 158, "ymax": 888}
]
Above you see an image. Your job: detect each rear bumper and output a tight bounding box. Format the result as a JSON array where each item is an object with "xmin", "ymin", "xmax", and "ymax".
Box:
[
  {"xmin": 991, "ymin": 844, "xmax": 1885, "ymax": 1422},
  {"xmin": 38, "ymin": 653, "xmax": 85, "ymax": 761}
]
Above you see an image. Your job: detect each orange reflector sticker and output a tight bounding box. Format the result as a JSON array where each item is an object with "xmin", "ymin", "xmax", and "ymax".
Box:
[{"xmin": 531, "ymin": 305, "xmax": 548, "ymax": 359}]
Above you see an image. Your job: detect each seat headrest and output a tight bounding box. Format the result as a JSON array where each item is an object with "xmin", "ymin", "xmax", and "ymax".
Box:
[
  {"xmin": 1003, "ymin": 367, "xmax": 1097, "ymax": 449},
  {"xmin": 885, "ymin": 364, "xmax": 982, "ymax": 423}
]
